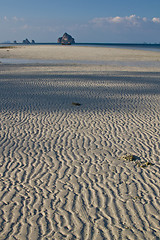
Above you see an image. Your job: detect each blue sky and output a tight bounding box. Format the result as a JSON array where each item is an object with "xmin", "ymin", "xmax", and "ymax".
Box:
[{"xmin": 1, "ymin": 0, "xmax": 160, "ymax": 43}]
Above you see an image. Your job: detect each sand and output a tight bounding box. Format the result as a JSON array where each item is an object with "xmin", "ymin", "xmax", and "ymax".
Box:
[{"xmin": 0, "ymin": 45, "xmax": 160, "ymax": 240}]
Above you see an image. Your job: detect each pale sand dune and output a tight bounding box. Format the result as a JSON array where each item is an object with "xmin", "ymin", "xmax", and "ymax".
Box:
[{"xmin": 0, "ymin": 46, "xmax": 160, "ymax": 239}]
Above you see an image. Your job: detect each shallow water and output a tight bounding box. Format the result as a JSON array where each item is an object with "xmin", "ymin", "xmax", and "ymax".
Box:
[{"xmin": 1, "ymin": 57, "xmax": 160, "ymax": 68}]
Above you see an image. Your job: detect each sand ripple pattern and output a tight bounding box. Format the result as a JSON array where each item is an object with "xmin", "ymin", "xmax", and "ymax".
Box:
[{"xmin": 0, "ymin": 65, "xmax": 160, "ymax": 239}]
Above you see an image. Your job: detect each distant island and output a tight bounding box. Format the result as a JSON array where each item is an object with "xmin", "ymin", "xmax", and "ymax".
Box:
[
  {"xmin": 22, "ymin": 39, "xmax": 35, "ymax": 44},
  {"xmin": 13, "ymin": 39, "xmax": 36, "ymax": 44},
  {"xmin": 57, "ymin": 33, "xmax": 75, "ymax": 45}
]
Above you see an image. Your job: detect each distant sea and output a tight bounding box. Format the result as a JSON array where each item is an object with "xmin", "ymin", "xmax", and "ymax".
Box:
[
  {"xmin": 1, "ymin": 42, "xmax": 160, "ymax": 52},
  {"xmin": 75, "ymin": 43, "xmax": 160, "ymax": 52}
]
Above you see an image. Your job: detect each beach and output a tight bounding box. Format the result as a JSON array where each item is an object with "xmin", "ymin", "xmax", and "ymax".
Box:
[{"xmin": 0, "ymin": 45, "xmax": 160, "ymax": 239}]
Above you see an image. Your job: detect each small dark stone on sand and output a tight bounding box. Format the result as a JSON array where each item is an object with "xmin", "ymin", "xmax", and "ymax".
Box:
[{"xmin": 72, "ymin": 102, "xmax": 81, "ymax": 106}]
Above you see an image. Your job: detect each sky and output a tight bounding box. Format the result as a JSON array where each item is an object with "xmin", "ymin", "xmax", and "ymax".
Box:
[{"xmin": 0, "ymin": 0, "xmax": 160, "ymax": 43}]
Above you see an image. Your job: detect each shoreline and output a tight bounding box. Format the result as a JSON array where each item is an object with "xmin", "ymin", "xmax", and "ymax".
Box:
[
  {"xmin": 0, "ymin": 45, "xmax": 160, "ymax": 72},
  {"xmin": 1, "ymin": 42, "xmax": 160, "ymax": 52}
]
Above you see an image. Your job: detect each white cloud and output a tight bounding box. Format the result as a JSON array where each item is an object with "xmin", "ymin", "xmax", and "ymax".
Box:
[
  {"xmin": 109, "ymin": 16, "xmax": 122, "ymax": 23},
  {"xmin": 12, "ymin": 16, "xmax": 18, "ymax": 21},
  {"xmin": 108, "ymin": 15, "xmax": 140, "ymax": 25},
  {"xmin": 91, "ymin": 15, "xmax": 160, "ymax": 27},
  {"xmin": 21, "ymin": 24, "xmax": 29, "ymax": 30},
  {"xmin": 152, "ymin": 17, "xmax": 160, "ymax": 23},
  {"xmin": 2, "ymin": 16, "xmax": 24, "ymax": 22},
  {"xmin": 125, "ymin": 15, "xmax": 140, "ymax": 25},
  {"xmin": 12, "ymin": 16, "xmax": 24, "ymax": 22},
  {"xmin": 4, "ymin": 16, "xmax": 9, "ymax": 21},
  {"xmin": 143, "ymin": 17, "xmax": 147, "ymax": 22}
]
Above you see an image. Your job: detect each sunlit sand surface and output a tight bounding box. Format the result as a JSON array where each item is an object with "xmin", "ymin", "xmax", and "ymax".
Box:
[{"xmin": 0, "ymin": 46, "xmax": 160, "ymax": 239}]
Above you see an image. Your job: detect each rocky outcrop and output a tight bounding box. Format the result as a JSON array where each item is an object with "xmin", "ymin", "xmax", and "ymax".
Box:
[
  {"xmin": 22, "ymin": 39, "xmax": 36, "ymax": 44},
  {"xmin": 23, "ymin": 38, "xmax": 30, "ymax": 44},
  {"xmin": 57, "ymin": 33, "xmax": 75, "ymax": 45}
]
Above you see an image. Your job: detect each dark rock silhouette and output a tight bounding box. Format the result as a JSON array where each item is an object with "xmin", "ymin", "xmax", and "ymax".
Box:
[
  {"xmin": 23, "ymin": 38, "xmax": 30, "ymax": 44},
  {"xmin": 57, "ymin": 33, "xmax": 75, "ymax": 45},
  {"xmin": 22, "ymin": 39, "xmax": 36, "ymax": 44}
]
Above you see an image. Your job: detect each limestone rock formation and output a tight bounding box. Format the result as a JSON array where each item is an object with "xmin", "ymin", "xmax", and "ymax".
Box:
[
  {"xmin": 23, "ymin": 38, "xmax": 30, "ymax": 44},
  {"xmin": 57, "ymin": 33, "xmax": 75, "ymax": 45},
  {"xmin": 22, "ymin": 39, "xmax": 36, "ymax": 44}
]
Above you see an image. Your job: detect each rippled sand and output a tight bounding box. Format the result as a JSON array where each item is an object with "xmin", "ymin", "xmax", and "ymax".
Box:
[{"xmin": 0, "ymin": 46, "xmax": 160, "ymax": 239}]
